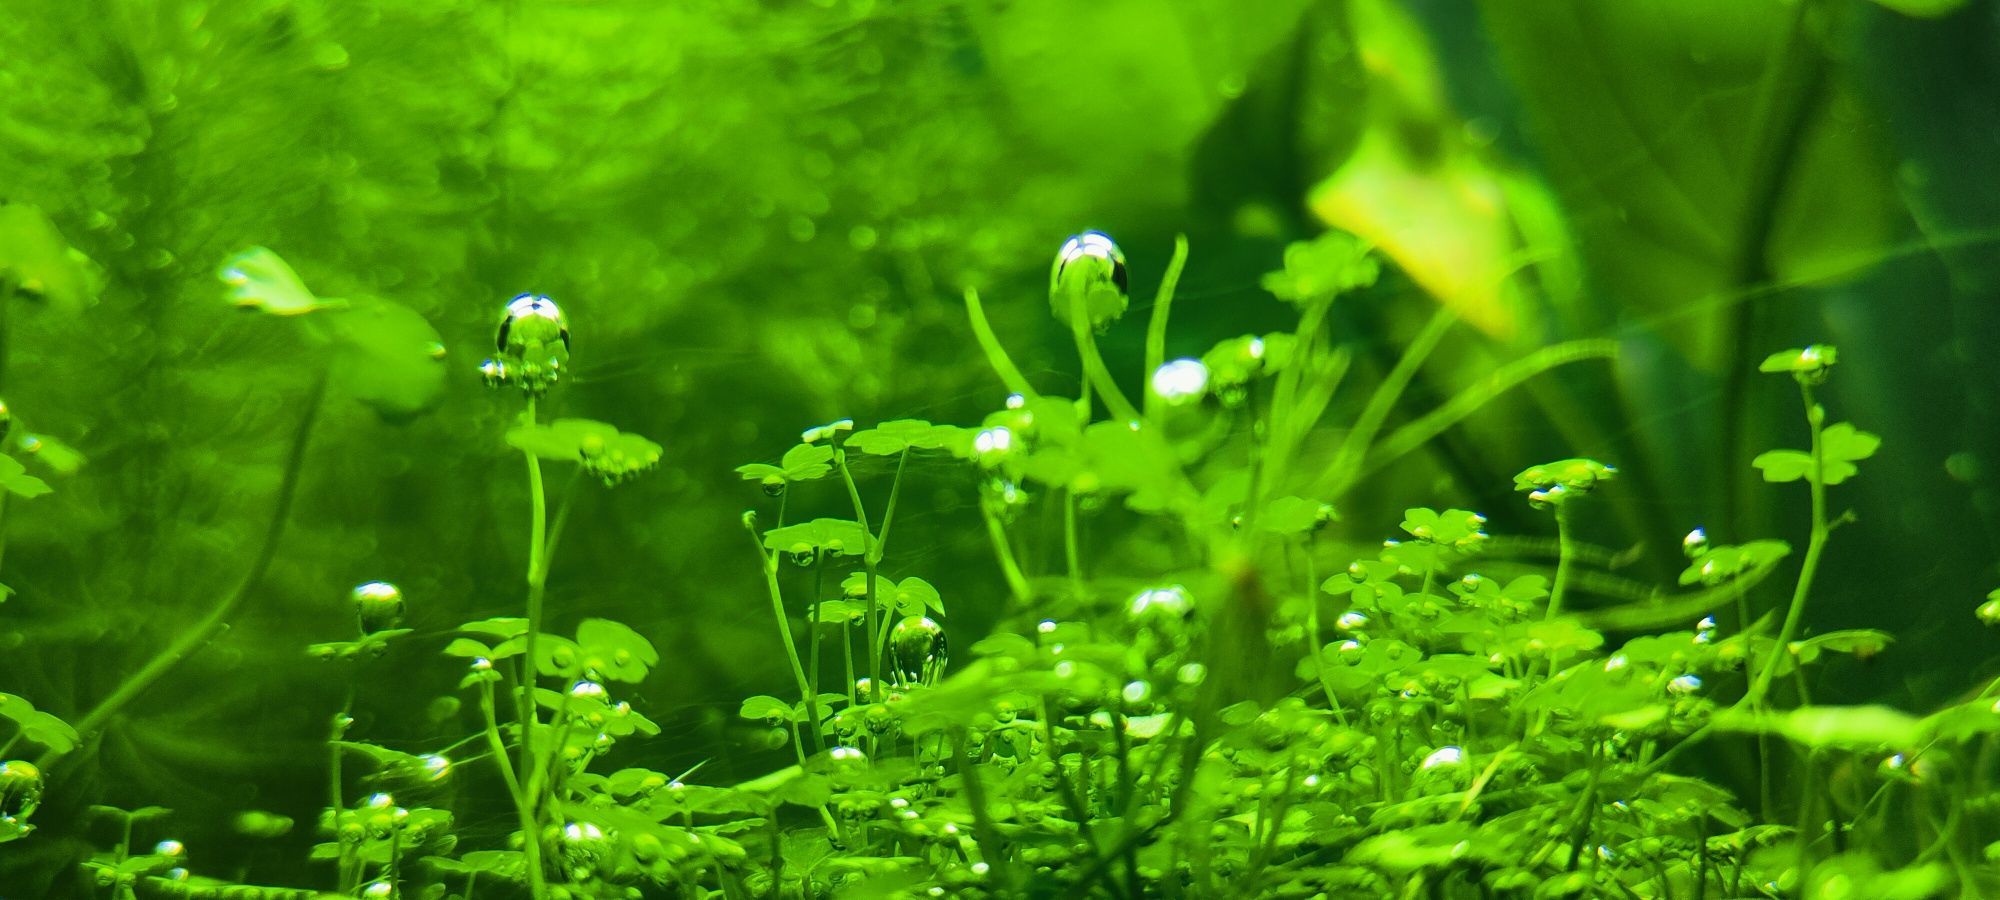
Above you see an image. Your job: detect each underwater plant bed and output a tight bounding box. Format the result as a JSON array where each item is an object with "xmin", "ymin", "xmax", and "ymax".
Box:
[{"xmin": 4, "ymin": 222, "xmax": 1996, "ymax": 900}]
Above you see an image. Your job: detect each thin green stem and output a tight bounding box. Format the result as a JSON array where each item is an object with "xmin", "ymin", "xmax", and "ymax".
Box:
[
  {"xmin": 1747, "ymin": 381, "xmax": 1828, "ymax": 706},
  {"xmin": 1142, "ymin": 235, "xmax": 1190, "ymax": 421},
  {"xmin": 1063, "ymin": 489, "xmax": 1084, "ymax": 594},
  {"xmin": 745, "ymin": 519, "xmax": 818, "ymax": 734},
  {"xmin": 1547, "ymin": 503, "xmax": 1576, "ymax": 621},
  {"xmin": 963, "ymin": 287, "xmax": 1036, "ymax": 398},
  {"xmin": 980, "ymin": 497, "xmax": 1032, "ymax": 604},
  {"xmin": 835, "ymin": 447, "xmax": 882, "ymax": 696},
  {"xmin": 47, "ymin": 365, "xmax": 329, "ymax": 769},
  {"xmin": 872, "ymin": 449, "xmax": 910, "ymax": 564},
  {"xmin": 515, "ymin": 396, "xmax": 548, "ymax": 799},
  {"xmin": 1301, "ymin": 547, "xmax": 1347, "ymax": 727},
  {"xmin": 479, "ymin": 677, "xmax": 546, "ymax": 900},
  {"xmin": 1065, "ymin": 282, "xmax": 1143, "ymax": 424},
  {"xmin": 953, "ymin": 728, "xmax": 1015, "ymax": 893},
  {"xmin": 1321, "ymin": 307, "xmax": 1455, "ymax": 495}
]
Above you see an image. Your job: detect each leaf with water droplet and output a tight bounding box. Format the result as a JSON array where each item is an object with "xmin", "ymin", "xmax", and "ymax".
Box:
[
  {"xmin": 216, "ymin": 247, "xmax": 343, "ymax": 316},
  {"xmin": 575, "ymin": 618, "xmax": 659, "ymax": 683},
  {"xmin": 761, "ymin": 518, "xmax": 871, "ymax": 557},
  {"xmin": 847, "ymin": 419, "xmax": 969, "ymax": 456},
  {"xmin": 534, "ymin": 635, "xmax": 585, "ymax": 679},
  {"xmin": 306, "ymin": 629, "xmax": 413, "ymax": 662},
  {"xmin": 738, "ymin": 696, "xmax": 794, "ymax": 724},
  {"xmin": 1758, "ymin": 345, "xmax": 1839, "ymax": 376},
  {"xmin": 1258, "ymin": 496, "xmax": 1326, "ymax": 536},
  {"xmin": 325, "ymin": 297, "xmax": 448, "ymax": 422},
  {"xmin": 886, "ymin": 577, "xmax": 943, "ymax": 617},
  {"xmin": 1678, "ymin": 540, "xmax": 1790, "ymax": 587},
  {"xmin": 507, "ymin": 419, "xmax": 662, "ymax": 485},
  {"xmin": 736, "ymin": 443, "xmax": 833, "ymax": 487}
]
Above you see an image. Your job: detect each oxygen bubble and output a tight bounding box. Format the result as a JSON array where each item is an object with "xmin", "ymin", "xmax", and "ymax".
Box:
[
  {"xmin": 0, "ymin": 759, "xmax": 43, "ymax": 827},
  {"xmin": 1682, "ymin": 528, "xmax": 1709, "ymax": 559},
  {"xmin": 1050, "ymin": 231, "xmax": 1129, "ymax": 300},
  {"xmin": 827, "ymin": 746, "xmax": 869, "ymax": 769},
  {"xmin": 569, "ymin": 681, "xmax": 608, "ymax": 702},
  {"xmin": 1121, "ymin": 680, "xmax": 1151, "ymax": 704},
  {"xmin": 1149, "ymin": 359, "xmax": 1209, "ymax": 406},
  {"xmin": 854, "ymin": 677, "xmax": 875, "ymax": 697},
  {"xmin": 362, "ymin": 882, "xmax": 393, "ymax": 899},
  {"xmin": 418, "ymin": 754, "xmax": 451, "ymax": 782},
  {"xmin": 973, "ymin": 426, "xmax": 1014, "ymax": 466},
  {"xmin": 1335, "ymin": 611, "xmax": 1368, "ymax": 631},
  {"xmin": 1127, "ymin": 586, "xmax": 1193, "ymax": 628},
  {"xmin": 488, "ymin": 293, "xmax": 571, "ymax": 394},
  {"xmin": 759, "ymin": 474, "xmax": 786, "ymax": 497},
  {"xmin": 1004, "ymin": 393, "xmax": 1027, "ymax": 410},
  {"xmin": 349, "ymin": 581, "xmax": 405, "ymax": 635},
  {"xmin": 1421, "ymin": 746, "xmax": 1464, "ymax": 769},
  {"xmin": 1459, "ymin": 573, "xmax": 1484, "ymax": 591},
  {"xmin": 155, "ymin": 839, "xmax": 187, "ymax": 858},
  {"xmin": 1667, "ymin": 674, "xmax": 1703, "ymax": 695},
  {"xmin": 788, "ymin": 544, "xmax": 817, "ymax": 567},
  {"xmin": 889, "ymin": 616, "xmax": 948, "ymax": 688}
]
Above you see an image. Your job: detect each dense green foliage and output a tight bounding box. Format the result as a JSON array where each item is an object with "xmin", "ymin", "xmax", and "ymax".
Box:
[{"xmin": 4, "ymin": 0, "xmax": 2000, "ymax": 898}]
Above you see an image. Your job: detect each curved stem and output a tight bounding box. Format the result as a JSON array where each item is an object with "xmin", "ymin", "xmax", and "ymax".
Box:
[
  {"xmin": 745, "ymin": 522, "xmax": 815, "ymax": 726},
  {"xmin": 834, "ymin": 448, "xmax": 881, "ymax": 696},
  {"xmin": 514, "ymin": 396, "xmax": 547, "ymax": 797},
  {"xmin": 479, "ymin": 677, "xmax": 546, "ymax": 899},
  {"xmin": 1142, "ymin": 236, "xmax": 1190, "ymax": 421},
  {"xmin": 1065, "ymin": 283, "xmax": 1143, "ymax": 425},
  {"xmin": 980, "ymin": 494, "xmax": 1031, "ymax": 604},
  {"xmin": 963, "ymin": 288, "xmax": 1036, "ymax": 399},
  {"xmin": 46, "ymin": 365, "xmax": 329, "ymax": 769},
  {"xmin": 1547, "ymin": 503, "xmax": 1576, "ymax": 621},
  {"xmin": 1747, "ymin": 381, "xmax": 1828, "ymax": 706}
]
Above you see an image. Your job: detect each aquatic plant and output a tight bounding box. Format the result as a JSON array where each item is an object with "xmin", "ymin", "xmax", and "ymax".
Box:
[{"xmin": 6, "ymin": 222, "xmax": 1988, "ymax": 900}]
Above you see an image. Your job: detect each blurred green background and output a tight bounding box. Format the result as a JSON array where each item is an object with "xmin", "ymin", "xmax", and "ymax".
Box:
[{"xmin": 3, "ymin": 0, "xmax": 1998, "ymax": 890}]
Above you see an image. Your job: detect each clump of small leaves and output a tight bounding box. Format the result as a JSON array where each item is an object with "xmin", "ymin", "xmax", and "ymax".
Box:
[{"xmin": 17, "ymin": 224, "xmax": 1994, "ymax": 900}]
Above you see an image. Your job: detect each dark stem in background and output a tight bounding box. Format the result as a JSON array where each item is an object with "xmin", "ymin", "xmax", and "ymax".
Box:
[
  {"xmin": 43, "ymin": 365, "xmax": 330, "ymax": 770},
  {"xmin": 1719, "ymin": 0, "xmax": 1831, "ymax": 544}
]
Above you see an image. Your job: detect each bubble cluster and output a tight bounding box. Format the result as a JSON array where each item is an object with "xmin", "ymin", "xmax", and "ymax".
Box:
[{"xmin": 481, "ymin": 293, "xmax": 571, "ymax": 394}]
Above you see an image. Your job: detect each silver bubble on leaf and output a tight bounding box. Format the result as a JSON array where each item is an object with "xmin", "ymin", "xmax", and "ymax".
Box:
[
  {"xmin": 888, "ymin": 615, "xmax": 948, "ymax": 688},
  {"xmin": 350, "ymin": 581, "xmax": 405, "ymax": 635}
]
